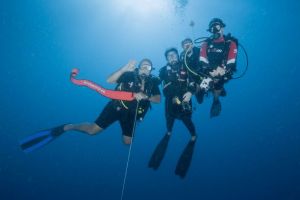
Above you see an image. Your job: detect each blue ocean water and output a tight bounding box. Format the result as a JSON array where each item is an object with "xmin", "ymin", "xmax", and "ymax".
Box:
[{"xmin": 1, "ymin": 0, "xmax": 300, "ymax": 199}]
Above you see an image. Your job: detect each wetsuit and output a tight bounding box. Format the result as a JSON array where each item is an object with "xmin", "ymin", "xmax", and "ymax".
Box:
[
  {"xmin": 95, "ymin": 70, "xmax": 160, "ymax": 137},
  {"xmin": 159, "ymin": 62, "xmax": 196, "ymax": 136},
  {"xmin": 200, "ymin": 34, "xmax": 238, "ymax": 90}
]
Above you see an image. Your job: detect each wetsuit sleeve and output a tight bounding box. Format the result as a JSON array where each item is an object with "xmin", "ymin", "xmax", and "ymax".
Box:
[
  {"xmin": 199, "ymin": 41, "xmax": 212, "ymax": 74},
  {"xmin": 150, "ymin": 79, "xmax": 161, "ymax": 96},
  {"xmin": 116, "ymin": 72, "xmax": 132, "ymax": 84},
  {"xmin": 158, "ymin": 67, "xmax": 166, "ymax": 83},
  {"xmin": 226, "ymin": 40, "xmax": 238, "ymax": 72},
  {"xmin": 199, "ymin": 41, "xmax": 209, "ymax": 65}
]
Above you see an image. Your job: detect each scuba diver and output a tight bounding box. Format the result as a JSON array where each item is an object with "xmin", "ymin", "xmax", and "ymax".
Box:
[
  {"xmin": 198, "ymin": 18, "xmax": 238, "ymax": 117},
  {"xmin": 148, "ymin": 48, "xmax": 197, "ymax": 178},
  {"xmin": 180, "ymin": 38, "xmax": 201, "ymax": 72},
  {"xmin": 180, "ymin": 38, "xmax": 205, "ymax": 104},
  {"xmin": 159, "ymin": 48, "xmax": 197, "ymax": 141},
  {"xmin": 20, "ymin": 59, "xmax": 161, "ymax": 153}
]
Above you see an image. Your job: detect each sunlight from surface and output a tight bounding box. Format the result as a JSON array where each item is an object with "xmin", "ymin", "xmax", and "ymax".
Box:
[{"xmin": 112, "ymin": 0, "xmax": 173, "ymax": 20}]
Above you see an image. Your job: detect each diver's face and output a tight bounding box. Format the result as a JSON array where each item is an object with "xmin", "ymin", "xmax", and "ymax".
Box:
[
  {"xmin": 138, "ymin": 61, "xmax": 152, "ymax": 77},
  {"xmin": 182, "ymin": 41, "xmax": 193, "ymax": 52},
  {"xmin": 210, "ymin": 24, "xmax": 224, "ymax": 37},
  {"xmin": 167, "ymin": 51, "xmax": 179, "ymax": 65}
]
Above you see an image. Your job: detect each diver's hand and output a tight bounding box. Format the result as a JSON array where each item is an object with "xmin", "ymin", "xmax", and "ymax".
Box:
[
  {"xmin": 209, "ymin": 66, "xmax": 226, "ymax": 77},
  {"xmin": 209, "ymin": 70, "xmax": 217, "ymax": 77},
  {"xmin": 122, "ymin": 60, "xmax": 136, "ymax": 72},
  {"xmin": 134, "ymin": 92, "xmax": 148, "ymax": 101},
  {"xmin": 182, "ymin": 92, "xmax": 192, "ymax": 102},
  {"xmin": 172, "ymin": 97, "xmax": 181, "ymax": 104},
  {"xmin": 216, "ymin": 66, "xmax": 226, "ymax": 76}
]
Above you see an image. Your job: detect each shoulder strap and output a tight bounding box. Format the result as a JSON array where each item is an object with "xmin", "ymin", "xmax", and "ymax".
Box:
[
  {"xmin": 225, "ymin": 33, "xmax": 238, "ymax": 46},
  {"xmin": 205, "ymin": 37, "xmax": 213, "ymax": 47},
  {"xmin": 222, "ymin": 33, "xmax": 238, "ymax": 64}
]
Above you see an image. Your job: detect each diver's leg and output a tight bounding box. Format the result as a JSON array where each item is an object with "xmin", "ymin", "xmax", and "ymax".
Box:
[
  {"xmin": 213, "ymin": 89, "xmax": 222, "ymax": 100},
  {"xmin": 181, "ymin": 115, "xmax": 197, "ymax": 141},
  {"xmin": 166, "ymin": 115, "xmax": 175, "ymax": 136},
  {"xmin": 120, "ymin": 112, "xmax": 135, "ymax": 145},
  {"xmin": 210, "ymin": 89, "xmax": 222, "ymax": 117},
  {"xmin": 195, "ymin": 85, "xmax": 205, "ymax": 104},
  {"xmin": 210, "ymin": 79, "xmax": 225, "ymax": 117},
  {"xmin": 212, "ymin": 79, "xmax": 227, "ymax": 101},
  {"xmin": 65, "ymin": 101, "xmax": 118, "ymax": 136},
  {"xmin": 122, "ymin": 136, "xmax": 132, "ymax": 145},
  {"xmin": 164, "ymin": 98, "xmax": 175, "ymax": 136},
  {"xmin": 64, "ymin": 123, "xmax": 102, "ymax": 135}
]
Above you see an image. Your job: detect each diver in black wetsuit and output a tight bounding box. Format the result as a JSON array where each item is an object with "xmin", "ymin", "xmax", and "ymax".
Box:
[
  {"xmin": 64, "ymin": 59, "xmax": 161, "ymax": 145},
  {"xmin": 180, "ymin": 38, "xmax": 201, "ymax": 75},
  {"xmin": 159, "ymin": 48, "xmax": 197, "ymax": 141},
  {"xmin": 20, "ymin": 59, "xmax": 161, "ymax": 153},
  {"xmin": 180, "ymin": 38, "xmax": 206, "ymax": 104},
  {"xmin": 148, "ymin": 48, "xmax": 197, "ymax": 177}
]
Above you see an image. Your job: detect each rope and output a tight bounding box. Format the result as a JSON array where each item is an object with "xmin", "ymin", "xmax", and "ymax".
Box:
[{"xmin": 120, "ymin": 101, "xmax": 139, "ymax": 200}]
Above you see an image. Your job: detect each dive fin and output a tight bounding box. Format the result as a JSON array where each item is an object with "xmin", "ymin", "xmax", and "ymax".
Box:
[
  {"xmin": 175, "ymin": 140, "xmax": 196, "ymax": 179},
  {"xmin": 148, "ymin": 134, "xmax": 170, "ymax": 170},
  {"xmin": 210, "ymin": 99, "xmax": 222, "ymax": 118},
  {"xmin": 20, "ymin": 125, "xmax": 65, "ymax": 153}
]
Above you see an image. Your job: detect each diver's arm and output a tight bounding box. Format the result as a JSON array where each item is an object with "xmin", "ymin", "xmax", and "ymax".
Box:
[
  {"xmin": 224, "ymin": 40, "xmax": 238, "ymax": 77},
  {"xmin": 149, "ymin": 75, "xmax": 162, "ymax": 103},
  {"xmin": 107, "ymin": 60, "xmax": 136, "ymax": 84},
  {"xmin": 148, "ymin": 95, "xmax": 161, "ymax": 103},
  {"xmin": 182, "ymin": 79, "xmax": 196, "ymax": 102},
  {"xmin": 199, "ymin": 42, "xmax": 209, "ymax": 65}
]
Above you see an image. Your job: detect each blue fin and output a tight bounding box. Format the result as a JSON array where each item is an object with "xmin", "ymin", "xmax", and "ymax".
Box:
[{"xmin": 20, "ymin": 125, "xmax": 65, "ymax": 153}]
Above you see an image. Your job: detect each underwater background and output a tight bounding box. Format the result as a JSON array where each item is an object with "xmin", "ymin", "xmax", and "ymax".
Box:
[{"xmin": 1, "ymin": 0, "xmax": 300, "ymax": 199}]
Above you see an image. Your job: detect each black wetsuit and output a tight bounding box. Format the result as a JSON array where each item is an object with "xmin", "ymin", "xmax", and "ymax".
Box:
[
  {"xmin": 159, "ymin": 63, "xmax": 196, "ymax": 136},
  {"xmin": 95, "ymin": 71, "xmax": 161, "ymax": 137}
]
